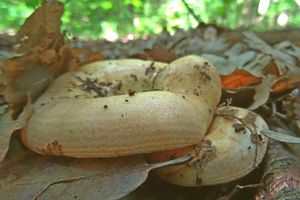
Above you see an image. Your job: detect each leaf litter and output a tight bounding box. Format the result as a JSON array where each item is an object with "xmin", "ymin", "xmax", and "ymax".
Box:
[
  {"xmin": 0, "ymin": 102, "xmax": 33, "ymax": 162},
  {"xmin": 1, "ymin": 1, "xmax": 300, "ymax": 200},
  {"xmin": 0, "ymin": 137, "xmax": 192, "ymax": 200}
]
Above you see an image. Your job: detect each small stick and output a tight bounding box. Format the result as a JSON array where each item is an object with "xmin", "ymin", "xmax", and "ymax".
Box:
[
  {"xmin": 33, "ymin": 176, "xmax": 86, "ymax": 200},
  {"xmin": 218, "ymin": 183, "xmax": 263, "ymax": 200},
  {"xmin": 261, "ymin": 104, "xmax": 287, "ymax": 120}
]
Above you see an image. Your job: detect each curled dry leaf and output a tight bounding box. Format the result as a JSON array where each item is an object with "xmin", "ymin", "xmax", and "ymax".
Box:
[
  {"xmin": 0, "ymin": 1, "xmax": 73, "ymax": 111},
  {"xmin": 244, "ymin": 32, "xmax": 298, "ymax": 75},
  {"xmin": 0, "ymin": 102, "xmax": 33, "ymax": 161},
  {"xmin": 272, "ymin": 69, "xmax": 300, "ymax": 94},
  {"xmin": 0, "ymin": 138, "xmax": 191, "ymax": 200},
  {"xmin": 15, "ymin": 0, "xmax": 63, "ymax": 52},
  {"xmin": 221, "ymin": 69, "xmax": 261, "ymax": 89},
  {"xmin": 248, "ymin": 75, "xmax": 276, "ymax": 110}
]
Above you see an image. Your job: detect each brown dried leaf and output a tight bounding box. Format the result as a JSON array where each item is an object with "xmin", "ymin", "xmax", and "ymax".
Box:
[
  {"xmin": 203, "ymin": 43, "xmax": 256, "ymax": 75},
  {"xmin": 0, "ymin": 0, "xmax": 65, "ymax": 109},
  {"xmin": 272, "ymin": 71, "xmax": 300, "ymax": 93},
  {"xmin": 16, "ymin": 0, "xmax": 63, "ymax": 52},
  {"xmin": 1, "ymin": 65, "xmax": 52, "ymax": 107},
  {"xmin": 244, "ymin": 53, "xmax": 273, "ymax": 76},
  {"xmin": 273, "ymin": 41, "xmax": 300, "ymax": 62},
  {"xmin": 138, "ymin": 44, "xmax": 177, "ymax": 63},
  {"xmin": 1, "ymin": 31, "xmax": 71, "ymax": 109},
  {"xmin": 244, "ymin": 32, "xmax": 298, "ymax": 75},
  {"xmin": 0, "ymin": 138, "xmax": 191, "ymax": 199},
  {"xmin": 0, "ymin": 103, "xmax": 33, "ymax": 161},
  {"xmin": 248, "ymin": 75, "xmax": 276, "ymax": 110}
]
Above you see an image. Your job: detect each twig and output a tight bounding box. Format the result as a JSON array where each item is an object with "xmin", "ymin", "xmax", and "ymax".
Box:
[
  {"xmin": 262, "ymin": 104, "xmax": 287, "ymax": 120},
  {"xmin": 181, "ymin": 0, "xmax": 202, "ymax": 25},
  {"xmin": 168, "ymin": 36, "xmax": 187, "ymax": 52},
  {"xmin": 218, "ymin": 183, "xmax": 263, "ymax": 200},
  {"xmin": 33, "ymin": 176, "xmax": 86, "ymax": 200}
]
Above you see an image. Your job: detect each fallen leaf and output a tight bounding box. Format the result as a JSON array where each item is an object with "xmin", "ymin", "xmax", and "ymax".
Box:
[
  {"xmin": 0, "ymin": 2, "xmax": 72, "ymax": 111},
  {"xmin": 202, "ymin": 43, "xmax": 256, "ymax": 75},
  {"xmin": 243, "ymin": 53, "xmax": 273, "ymax": 77},
  {"xmin": 1, "ymin": 65, "xmax": 52, "ymax": 109},
  {"xmin": 221, "ymin": 69, "xmax": 261, "ymax": 89},
  {"xmin": 182, "ymin": 33, "xmax": 229, "ymax": 55},
  {"xmin": 16, "ymin": 0, "xmax": 64, "ymax": 52},
  {"xmin": 244, "ymin": 32, "xmax": 298, "ymax": 75},
  {"xmin": 0, "ymin": 138, "xmax": 191, "ymax": 199},
  {"xmin": 132, "ymin": 44, "xmax": 177, "ymax": 63},
  {"xmin": 272, "ymin": 70, "xmax": 300, "ymax": 93},
  {"xmin": 46, "ymin": 44, "xmax": 72, "ymax": 77},
  {"xmin": 260, "ymin": 129, "xmax": 300, "ymax": 144},
  {"xmin": 40, "ymin": 49, "xmax": 58, "ymax": 65},
  {"xmin": 248, "ymin": 75, "xmax": 276, "ymax": 110},
  {"xmin": 0, "ymin": 103, "xmax": 33, "ymax": 161},
  {"xmin": 68, "ymin": 48, "xmax": 104, "ymax": 70}
]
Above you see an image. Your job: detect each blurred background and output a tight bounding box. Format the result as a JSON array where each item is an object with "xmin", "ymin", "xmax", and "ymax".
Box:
[{"xmin": 0, "ymin": 0, "xmax": 299, "ymax": 40}]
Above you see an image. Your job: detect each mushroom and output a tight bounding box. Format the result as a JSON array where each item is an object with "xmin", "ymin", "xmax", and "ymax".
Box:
[
  {"xmin": 21, "ymin": 56, "xmax": 222, "ymax": 158},
  {"xmin": 147, "ymin": 106, "xmax": 269, "ymax": 186}
]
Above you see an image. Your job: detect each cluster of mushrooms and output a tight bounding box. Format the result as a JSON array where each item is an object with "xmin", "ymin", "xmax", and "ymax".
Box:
[{"xmin": 21, "ymin": 55, "xmax": 269, "ymax": 186}]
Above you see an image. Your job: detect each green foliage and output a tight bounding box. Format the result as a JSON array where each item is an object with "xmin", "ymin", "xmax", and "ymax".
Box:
[{"xmin": 0, "ymin": 0, "xmax": 299, "ymax": 39}]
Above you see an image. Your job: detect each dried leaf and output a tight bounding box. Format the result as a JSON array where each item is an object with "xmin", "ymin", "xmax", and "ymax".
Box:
[
  {"xmin": 138, "ymin": 44, "xmax": 177, "ymax": 63},
  {"xmin": 286, "ymin": 44, "xmax": 300, "ymax": 61},
  {"xmin": 202, "ymin": 43, "xmax": 256, "ymax": 75},
  {"xmin": 0, "ymin": 43, "xmax": 71, "ymax": 111},
  {"xmin": 1, "ymin": 66, "xmax": 52, "ymax": 107},
  {"xmin": 244, "ymin": 32, "xmax": 298, "ymax": 75},
  {"xmin": 244, "ymin": 53, "xmax": 273, "ymax": 76},
  {"xmin": 272, "ymin": 70, "xmax": 300, "ymax": 93},
  {"xmin": 248, "ymin": 75, "xmax": 276, "ymax": 110},
  {"xmin": 16, "ymin": 0, "xmax": 63, "ymax": 52},
  {"xmin": 221, "ymin": 69, "xmax": 261, "ymax": 89},
  {"xmin": 0, "ymin": 138, "xmax": 191, "ymax": 199},
  {"xmin": 260, "ymin": 130, "xmax": 300, "ymax": 144},
  {"xmin": 180, "ymin": 34, "xmax": 229, "ymax": 55},
  {"xmin": 0, "ymin": 103, "xmax": 33, "ymax": 161},
  {"xmin": 68, "ymin": 48, "xmax": 104, "ymax": 70}
]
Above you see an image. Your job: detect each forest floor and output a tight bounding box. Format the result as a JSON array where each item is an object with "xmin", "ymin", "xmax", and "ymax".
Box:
[{"xmin": 0, "ymin": 1, "xmax": 300, "ymax": 200}]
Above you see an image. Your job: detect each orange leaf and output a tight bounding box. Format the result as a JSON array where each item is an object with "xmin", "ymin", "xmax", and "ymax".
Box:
[
  {"xmin": 87, "ymin": 53, "xmax": 104, "ymax": 63},
  {"xmin": 3, "ymin": 60, "xmax": 24, "ymax": 78},
  {"xmin": 221, "ymin": 69, "xmax": 261, "ymax": 89},
  {"xmin": 272, "ymin": 76, "xmax": 300, "ymax": 93},
  {"xmin": 71, "ymin": 48, "xmax": 84, "ymax": 57}
]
